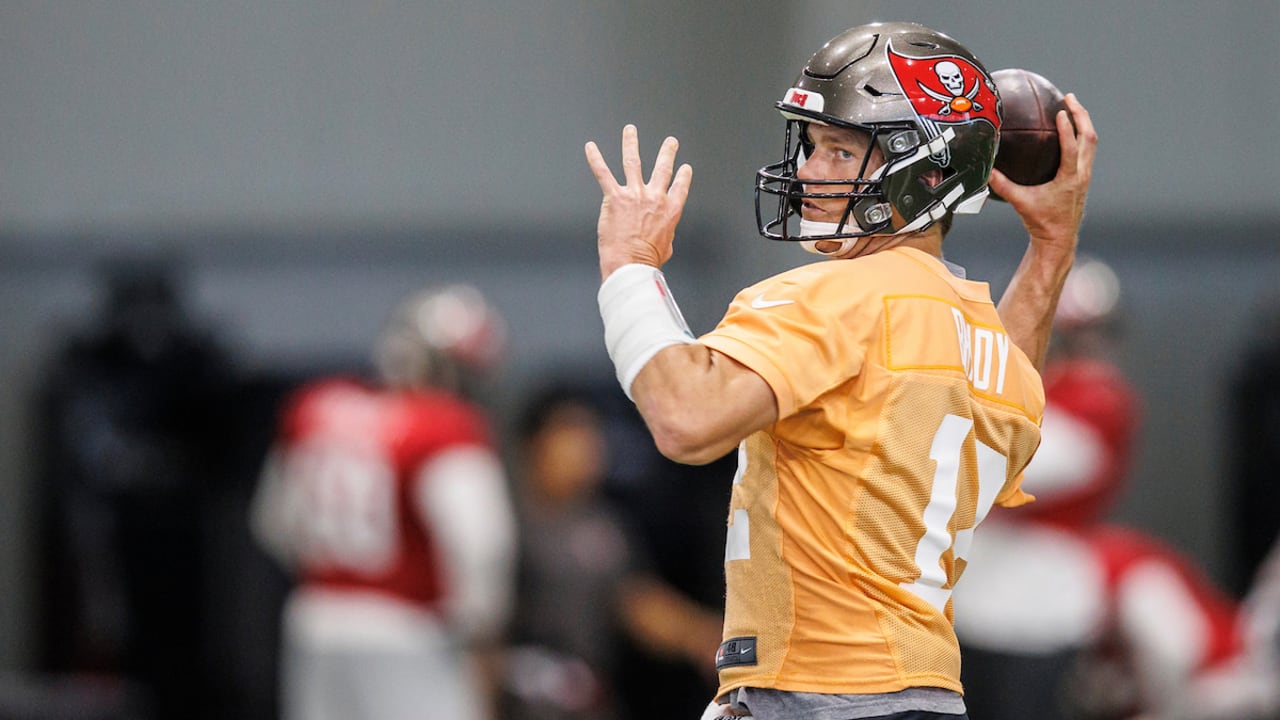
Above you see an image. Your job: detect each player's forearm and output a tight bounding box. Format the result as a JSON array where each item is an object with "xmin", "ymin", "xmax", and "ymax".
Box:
[{"xmin": 997, "ymin": 235, "xmax": 1076, "ymax": 370}]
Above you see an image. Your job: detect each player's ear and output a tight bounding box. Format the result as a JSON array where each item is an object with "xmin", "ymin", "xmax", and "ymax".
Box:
[{"xmin": 919, "ymin": 168, "xmax": 944, "ymax": 189}]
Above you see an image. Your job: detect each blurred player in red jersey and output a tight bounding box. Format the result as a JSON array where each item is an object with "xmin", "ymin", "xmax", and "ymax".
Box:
[
  {"xmin": 586, "ymin": 20, "xmax": 1096, "ymax": 720},
  {"xmin": 250, "ymin": 284, "xmax": 517, "ymax": 720},
  {"xmin": 955, "ymin": 258, "xmax": 1279, "ymax": 720}
]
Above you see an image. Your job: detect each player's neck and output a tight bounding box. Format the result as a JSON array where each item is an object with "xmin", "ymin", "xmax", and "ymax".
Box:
[
  {"xmin": 889, "ymin": 225, "xmax": 943, "ymax": 258},
  {"xmin": 861, "ymin": 226, "xmax": 943, "ymax": 259}
]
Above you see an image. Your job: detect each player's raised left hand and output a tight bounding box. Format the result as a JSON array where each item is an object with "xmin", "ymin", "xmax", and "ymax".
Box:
[{"xmin": 585, "ymin": 124, "xmax": 693, "ymax": 281}]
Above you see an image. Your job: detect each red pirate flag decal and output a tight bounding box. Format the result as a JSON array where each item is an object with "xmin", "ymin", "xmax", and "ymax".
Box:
[{"xmin": 886, "ymin": 42, "xmax": 1000, "ymax": 129}]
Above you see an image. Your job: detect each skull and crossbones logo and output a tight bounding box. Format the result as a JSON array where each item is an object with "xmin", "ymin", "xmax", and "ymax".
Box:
[{"xmin": 918, "ymin": 60, "xmax": 984, "ymax": 116}]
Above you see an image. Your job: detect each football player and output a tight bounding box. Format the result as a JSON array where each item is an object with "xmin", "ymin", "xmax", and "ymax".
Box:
[
  {"xmin": 250, "ymin": 284, "xmax": 517, "ymax": 720},
  {"xmin": 585, "ymin": 21, "xmax": 1096, "ymax": 720}
]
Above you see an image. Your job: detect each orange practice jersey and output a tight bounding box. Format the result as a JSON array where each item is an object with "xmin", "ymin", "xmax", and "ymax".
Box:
[{"xmin": 699, "ymin": 247, "xmax": 1045, "ymax": 697}]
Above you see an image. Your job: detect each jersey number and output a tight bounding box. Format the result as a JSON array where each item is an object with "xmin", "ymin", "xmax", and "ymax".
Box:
[
  {"xmin": 724, "ymin": 414, "xmax": 1007, "ymax": 614},
  {"xmin": 284, "ymin": 445, "xmax": 397, "ymax": 573},
  {"xmin": 902, "ymin": 413, "xmax": 1006, "ymax": 612}
]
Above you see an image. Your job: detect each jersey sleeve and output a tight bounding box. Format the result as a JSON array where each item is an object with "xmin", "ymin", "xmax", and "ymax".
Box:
[
  {"xmin": 994, "ymin": 339, "xmax": 1048, "ymax": 509},
  {"xmin": 995, "ymin": 481, "xmax": 1035, "ymax": 508},
  {"xmin": 413, "ymin": 446, "xmax": 517, "ymax": 642},
  {"xmin": 700, "ymin": 268, "xmax": 878, "ymax": 418}
]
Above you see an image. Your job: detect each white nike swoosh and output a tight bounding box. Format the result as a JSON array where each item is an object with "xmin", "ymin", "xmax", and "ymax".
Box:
[{"xmin": 751, "ymin": 294, "xmax": 794, "ymax": 309}]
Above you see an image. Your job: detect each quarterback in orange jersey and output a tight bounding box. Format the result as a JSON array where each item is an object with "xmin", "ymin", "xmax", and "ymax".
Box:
[{"xmin": 586, "ymin": 21, "xmax": 1097, "ymax": 720}]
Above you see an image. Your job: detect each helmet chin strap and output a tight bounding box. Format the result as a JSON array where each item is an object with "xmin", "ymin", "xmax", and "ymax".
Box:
[{"xmin": 798, "ymin": 219, "xmax": 866, "ymax": 256}]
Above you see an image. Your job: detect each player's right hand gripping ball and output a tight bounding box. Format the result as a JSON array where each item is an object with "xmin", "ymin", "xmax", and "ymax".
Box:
[{"xmin": 991, "ymin": 68, "xmax": 1068, "ymax": 199}]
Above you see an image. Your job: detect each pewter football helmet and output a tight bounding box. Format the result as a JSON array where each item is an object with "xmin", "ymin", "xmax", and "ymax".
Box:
[{"xmin": 756, "ymin": 22, "xmax": 1002, "ymax": 246}]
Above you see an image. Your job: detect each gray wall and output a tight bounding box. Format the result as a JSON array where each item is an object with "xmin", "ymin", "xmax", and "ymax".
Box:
[{"xmin": 1, "ymin": 0, "xmax": 1278, "ymax": 671}]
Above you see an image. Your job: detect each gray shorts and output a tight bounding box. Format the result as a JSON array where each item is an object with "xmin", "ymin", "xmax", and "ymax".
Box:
[{"xmin": 727, "ymin": 686, "xmax": 966, "ymax": 720}]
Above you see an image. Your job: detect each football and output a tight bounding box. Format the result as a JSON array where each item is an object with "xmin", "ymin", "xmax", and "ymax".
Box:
[{"xmin": 991, "ymin": 68, "xmax": 1068, "ymax": 198}]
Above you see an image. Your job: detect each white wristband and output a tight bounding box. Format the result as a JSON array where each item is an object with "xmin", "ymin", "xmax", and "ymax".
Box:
[{"xmin": 598, "ymin": 263, "xmax": 695, "ymax": 400}]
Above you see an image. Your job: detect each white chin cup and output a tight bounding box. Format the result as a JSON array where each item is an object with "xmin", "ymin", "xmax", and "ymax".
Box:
[{"xmin": 798, "ymin": 219, "xmax": 863, "ymax": 256}]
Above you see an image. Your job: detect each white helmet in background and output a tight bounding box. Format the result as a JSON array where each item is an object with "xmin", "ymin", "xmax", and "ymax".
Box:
[
  {"xmin": 374, "ymin": 284, "xmax": 507, "ymax": 392},
  {"xmin": 1055, "ymin": 255, "xmax": 1121, "ymax": 332}
]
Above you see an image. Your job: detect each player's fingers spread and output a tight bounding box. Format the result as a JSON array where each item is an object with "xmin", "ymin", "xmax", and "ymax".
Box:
[
  {"xmin": 1054, "ymin": 110, "xmax": 1092, "ymax": 185},
  {"xmin": 1073, "ymin": 129, "xmax": 1097, "ymax": 184},
  {"xmin": 621, "ymin": 124, "xmax": 643, "ymax": 185},
  {"xmin": 650, "ymin": 136, "xmax": 679, "ymax": 189},
  {"xmin": 668, "ymin": 163, "xmax": 693, "ymax": 206},
  {"xmin": 584, "ymin": 142, "xmax": 619, "ymax": 190}
]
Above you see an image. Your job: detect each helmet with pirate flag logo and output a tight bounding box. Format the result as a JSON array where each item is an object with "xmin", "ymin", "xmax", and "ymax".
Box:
[{"xmin": 756, "ymin": 21, "xmax": 1002, "ymax": 251}]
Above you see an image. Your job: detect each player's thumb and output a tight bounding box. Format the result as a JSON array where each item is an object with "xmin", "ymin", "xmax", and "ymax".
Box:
[{"xmin": 987, "ymin": 168, "xmax": 1023, "ymax": 205}]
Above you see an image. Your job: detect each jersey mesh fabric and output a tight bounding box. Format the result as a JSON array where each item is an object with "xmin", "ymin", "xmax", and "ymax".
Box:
[{"xmin": 700, "ymin": 247, "xmax": 1045, "ymax": 698}]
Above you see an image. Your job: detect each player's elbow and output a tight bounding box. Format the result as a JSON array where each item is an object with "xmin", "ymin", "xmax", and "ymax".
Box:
[
  {"xmin": 651, "ymin": 425, "xmax": 724, "ymax": 466},
  {"xmin": 643, "ymin": 399, "xmax": 731, "ymax": 466},
  {"xmin": 629, "ymin": 345, "xmax": 765, "ymax": 464}
]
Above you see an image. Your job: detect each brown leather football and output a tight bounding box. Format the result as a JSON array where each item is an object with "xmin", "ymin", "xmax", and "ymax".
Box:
[{"xmin": 991, "ymin": 68, "xmax": 1068, "ymax": 198}]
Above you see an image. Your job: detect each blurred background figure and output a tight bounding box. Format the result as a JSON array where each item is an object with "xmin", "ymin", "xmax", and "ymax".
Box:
[
  {"xmin": 1140, "ymin": 532, "xmax": 1280, "ymax": 720},
  {"xmin": 250, "ymin": 284, "xmax": 517, "ymax": 720},
  {"xmin": 34, "ymin": 256, "xmax": 237, "ymax": 720},
  {"xmin": 954, "ymin": 257, "xmax": 1275, "ymax": 720},
  {"xmin": 502, "ymin": 381, "xmax": 722, "ymax": 720}
]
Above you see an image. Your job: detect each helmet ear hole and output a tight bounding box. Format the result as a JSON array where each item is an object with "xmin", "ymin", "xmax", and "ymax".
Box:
[{"xmin": 918, "ymin": 167, "xmax": 945, "ymax": 190}]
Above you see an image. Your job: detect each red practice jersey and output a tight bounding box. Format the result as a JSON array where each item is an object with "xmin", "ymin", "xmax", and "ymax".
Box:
[
  {"xmin": 266, "ymin": 377, "xmax": 494, "ymax": 608},
  {"xmin": 1014, "ymin": 357, "xmax": 1140, "ymax": 529}
]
